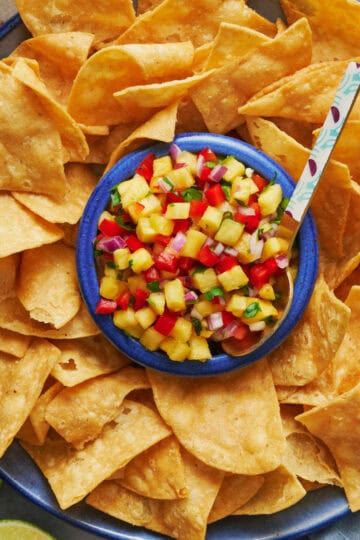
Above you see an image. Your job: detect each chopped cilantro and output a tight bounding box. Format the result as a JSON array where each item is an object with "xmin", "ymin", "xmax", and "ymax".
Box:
[
  {"xmin": 191, "ymin": 265, "xmax": 207, "ymax": 275},
  {"xmin": 115, "ymin": 216, "xmax": 135, "ymax": 230},
  {"xmin": 264, "ymin": 315, "xmax": 275, "ymax": 325},
  {"xmin": 205, "ymin": 161, "xmax": 216, "ymax": 169},
  {"xmin": 221, "ymin": 184, "xmax": 231, "ymax": 201},
  {"xmin": 182, "ymin": 187, "xmax": 202, "ymax": 201},
  {"xmin": 110, "ymin": 186, "xmax": 121, "ymax": 207},
  {"xmin": 191, "ymin": 317, "xmax": 202, "ymax": 336},
  {"xmin": 147, "ymin": 280, "xmax": 161, "ymax": 292},
  {"xmin": 243, "ymin": 301, "xmax": 261, "ymax": 319},
  {"xmin": 106, "ymin": 261, "xmax": 117, "ymax": 269},
  {"xmin": 93, "ymin": 248, "xmax": 103, "ymax": 257},
  {"xmin": 146, "ymin": 298, "xmax": 156, "ymax": 308},
  {"xmin": 204, "ymin": 287, "xmax": 225, "ymax": 301},
  {"xmin": 128, "ymin": 259, "xmax": 133, "ymax": 268}
]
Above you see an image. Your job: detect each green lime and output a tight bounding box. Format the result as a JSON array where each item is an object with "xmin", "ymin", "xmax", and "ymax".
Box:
[{"xmin": 0, "ymin": 520, "xmax": 56, "ymax": 540}]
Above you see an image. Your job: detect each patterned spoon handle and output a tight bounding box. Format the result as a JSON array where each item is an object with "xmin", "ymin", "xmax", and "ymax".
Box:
[{"xmin": 278, "ymin": 61, "xmax": 360, "ymax": 243}]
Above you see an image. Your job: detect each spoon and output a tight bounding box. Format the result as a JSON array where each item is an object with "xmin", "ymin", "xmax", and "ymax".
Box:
[{"xmin": 224, "ymin": 60, "xmax": 360, "ymax": 357}]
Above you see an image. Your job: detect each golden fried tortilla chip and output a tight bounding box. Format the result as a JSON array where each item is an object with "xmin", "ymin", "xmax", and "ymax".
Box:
[
  {"xmin": 17, "ymin": 242, "xmax": 81, "ymax": 329},
  {"xmin": 22, "ymin": 399, "xmax": 171, "ymax": 509},
  {"xmin": 16, "ymin": 0, "xmax": 136, "ymax": 45},
  {"xmin": 0, "ymin": 338, "xmax": 60, "ymax": 457},
  {"xmin": 0, "ymin": 63, "xmax": 66, "ymax": 197},
  {"xmin": 50, "ymin": 336, "xmax": 130, "ymax": 386},
  {"xmin": 0, "ymin": 328, "xmax": 31, "ymax": 358},
  {"xmin": 116, "ymin": 0, "xmax": 276, "ymax": 47},
  {"xmin": 190, "ymin": 18, "xmax": 312, "ymax": 133},
  {"xmin": 85, "ymin": 123, "xmax": 140, "ymax": 164},
  {"xmin": 45, "ymin": 366, "xmax": 150, "ymax": 448},
  {"xmin": 29, "ymin": 382, "xmax": 63, "ymax": 445},
  {"xmin": 68, "ymin": 42, "xmax": 194, "ymax": 125},
  {"xmin": 268, "ymin": 275, "xmax": 350, "ymax": 386},
  {"xmin": 0, "ymin": 194, "xmax": 64, "ymax": 258},
  {"xmin": 13, "ymin": 163, "xmax": 98, "ymax": 225},
  {"xmin": 0, "ymin": 254, "xmax": 19, "ymax": 302},
  {"xmin": 297, "ymin": 381, "xmax": 360, "ymax": 511},
  {"xmin": 148, "ymin": 359, "xmax": 286, "ymax": 475}
]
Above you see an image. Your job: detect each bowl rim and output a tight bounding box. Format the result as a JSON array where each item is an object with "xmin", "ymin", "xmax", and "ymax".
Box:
[{"xmin": 76, "ymin": 132, "xmax": 319, "ymax": 376}]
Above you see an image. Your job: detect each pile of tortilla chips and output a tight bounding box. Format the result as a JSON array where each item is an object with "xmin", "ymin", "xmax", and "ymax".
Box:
[{"xmin": 0, "ymin": 0, "xmax": 360, "ymax": 537}]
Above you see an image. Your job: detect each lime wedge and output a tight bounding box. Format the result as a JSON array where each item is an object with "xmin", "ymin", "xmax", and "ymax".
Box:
[{"xmin": 0, "ymin": 520, "xmax": 56, "ymax": 540}]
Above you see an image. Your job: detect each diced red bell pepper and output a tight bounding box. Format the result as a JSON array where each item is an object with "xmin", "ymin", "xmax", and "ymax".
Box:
[
  {"xmin": 249, "ymin": 263, "xmax": 270, "ymax": 290},
  {"xmin": 155, "ymin": 234, "xmax": 172, "ymax": 246},
  {"xmin": 205, "ymin": 184, "xmax": 226, "ymax": 206},
  {"xmin": 222, "ymin": 311, "xmax": 235, "ymax": 326},
  {"xmin": 155, "ymin": 251, "xmax": 179, "ymax": 273},
  {"xmin": 95, "ymin": 298, "xmax": 117, "ymax": 314},
  {"xmin": 252, "ymin": 174, "xmax": 268, "ymax": 193},
  {"xmin": 233, "ymin": 322, "xmax": 251, "ymax": 341},
  {"xmin": 178, "ymin": 256, "xmax": 194, "ymax": 273},
  {"xmin": 153, "ymin": 313, "xmax": 178, "ymax": 336},
  {"xmin": 136, "ymin": 152, "xmax": 155, "ymax": 182},
  {"xmin": 126, "ymin": 235, "xmax": 145, "ymax": 252},
  {"xmin": 166, "ymin": 192, "xmax": 184, "ymax": 205},
  {"xmin": 144, "ymin": 265, "xmax": 160, "ymax": 282},
  {"xmin": 133, "ymin": 288, "xmax": 149, "ymax": 310},
  {"xmin": 199, "ymin": 165, "xmax": 214, "ymax": 182},
  {"xmin": 103, "ymin": 253, "xmax": 114, "ymax": 261},
  {"xmin": 198, "ymin": 245, "xmax": 220, "ymax": 267},
  {"xmin": 98, "ymin": 218, "xmax": 125, "ymax": 237},
  {"xmin": 172, "ymin": 219, "xmax": 190, "ymax": 235},
  {"xmin": 116, "ymin": 290, "xmax": 131, "ymax": 310},
  {"xmin": 234, "ymin": 210, "xmax": 260, "ymax": 233},
  {"xmin": 216, "ymin": 255, "xmax": 237, "ymax": 274},
  {"xmin": 198, "ymin": 147, "xmax": 218, "ymax": 164},
  {"xmin": 189, "ymin": 200, "xmax": 208, "ymax": 218},
  {"xmin": 264, "ymin": 256, "xmax": 282, "ymax": 276}
]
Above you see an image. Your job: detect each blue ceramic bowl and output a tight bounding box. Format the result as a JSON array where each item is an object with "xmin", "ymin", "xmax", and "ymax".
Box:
[{"xmin": 77, "ymin": 133, "xmax": 318, "ymax": 376}]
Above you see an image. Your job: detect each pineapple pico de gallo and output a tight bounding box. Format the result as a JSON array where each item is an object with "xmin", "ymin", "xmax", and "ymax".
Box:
[{"xmin": 93, "ymin": 143, "xmax": 292, "ymax": 362}]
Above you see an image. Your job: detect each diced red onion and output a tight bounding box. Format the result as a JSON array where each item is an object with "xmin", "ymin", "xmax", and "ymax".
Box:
[
  {"xmin": 204, "ymin": 237, "xmax": 214, "ymax": 247},
  {"xmin": 170, "ymin": 142, "xmax": 181, "ymax": 163},
  {"xmin": 157, "ymin": 177, "xmax": 173, "ymax": 193},
  {"xmin": 223, "ymin": 320, "xmax": 243, "ymax": 339},
  {"xmin": 97, "ymin": 235, "xmax": 126, "ymax": 253},
  {"xmin": 224, "ymin": 246, "xmax": 238, "ymax": 257},
  {"xmin": 249, "ymin": 321, "xmax": 266, "ymax": 332},
  {"xmin": 248, "ymin": 286, "xmax": 259, "ymax": 298},
  {"xmin": 184, "ymin": 290, "xmax": 198, "ymax": 303},
  {"xmin": 213, "ymin": 242, "xmax": 225, "ymax": 256},
  {"xmin": 190, "ymin": 307, "xmax": 203, "ymax": 320},
  {"xmin": 216, "ymin": 296, "xmax": 226, "ymax": 306},
  {"xmin": 236, "ymin": 206, "xmax": 256, "ymax": 216},
  {"xmin": 170, "ymin": 231, "xmax": 186, "ymax": 253},
  {"xmin": 207, "ymin": 312, "xmax": 224, "ymax": 331},
  {"xmin": 249, "ymin": 231, "xmax": 264, "ymax": 259},
  {"xmin": 275, "ymin": 254, "xmax": 289, "ymax": 269},
  {"xmin": 179, "ymin": 275, "xmax": 193, "ymax": 289},
  {"xmin": 208, "ymin": 164, "xmax": 228, "ymax": 182},
  {"xmin": 196, "ymin": 154, "xmax": 205, "ymax": 177}
]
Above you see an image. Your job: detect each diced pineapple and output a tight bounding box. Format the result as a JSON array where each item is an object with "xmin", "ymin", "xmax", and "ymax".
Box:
[
  {"xmin": 113, "ymin": 308, "xmax": 137, "ymax": 329},
  {"xmin": 218, "ymin": 265, "xmax": 249, "ymax": 291},
  {"xmin": 129, "ymin": 248, "xmax": 154, "ymax": 273},
  {"xmin": 127, "ymin": 275, "xmax": 147, "ymax": 294},
  {"xmin": 136, "ymin": 217, "xmax": 157, "ymax": 242},
  {"xmin": 160, "ymin": 337, "xmax": 190, "ymax": 362},
  {"xmin": 170, "ymin": 317, "xmax": 193, "ymax": 342},
  {"xmin": 226, "ymin": 294, "xmax": 248, "ymax": 317},
  {"xmin": 135, "ymin": 307, "xmax": 157, "ymax": 329},
  {"xmin": 113, "ymin": 247, "xmax": 131, "ymax": 270},
  {"xmin": 262, "ymin": 237, "xmax": 289, "ymax": 261},
  {"xmin": 127, "ymin": 202, "xmax": 145, "ymax": 223},
  {"xmin": 198, "ymin": 206, "xmax": 223, "ymax": 236},
  {"xmin": 147, "ymin": 292, "xmax": 165, "ymax": 315},
  {"xmin": 140, "ymin": 326, "xmax": 165, "ymax": 350},
  {"xmin": 104, "ymin": 266, "xmax": 117, "ymax": 278},
  {"xmin": 99, "ymin": 276, "xmax": 127, "ymax": 300},
  {"xmin": 196, "ymin": 300, "xmax": 220, "ymax": 317},
  {"xmin": 240, "ymin": 298, "xmax": 278, "ymax": 323},
  {"xmin": 149, "ymin": 214, "xmax": 174, "ymax": 235},
  {"xmin": 125, "ymin": 324, "xmax": 144, "ymax": 339},
  {"xmin": 117, "ymin": 174, "xmax": 149, "ymax": 209},
  {"xmin": 231, "ymin": 178, "xmax": 258, "ymax": 205},
  {"xmin": 188, "ymin": 335, "xmax": 211, "ymax": 361},
  {"xmin": 181, "ymin": 229, "xmax": 207, "ymax": 258},
  {"xmin": 177, "ymin": 151, "xmax": 197, "ymax": 174},
  {"xmin": 192, "ymin": 268, "xmax": 219, "ymax": 293},
  {"xmin": 259, "ymin": 283, "xmax": 276, "ymax": 300},
  {"xmin": 235, "ymin": 232, "xmax": 257, "ymax": 264},
  {"xmin": 164, "ymin": 279, "xmax": 185, "ymax": 312},
  {"xmin": 167, "ymin": 166, "xmax": 195, "ymax": 190},
  {"xmin": 165, "ymin": 202, "xmax": 190, "ymax": 220},
  {"xmin": 153, "ymin": 156, "xmax": 172, "ymax": 177},
  {"xmin": 214, "ymin": 218, "xmax": 244, "ymax": 246},
  {"xmin": 138, "ymin": 193, "xmax": 162, "ymax": 216},
  {"xmin": 221, "ymin": 156, "xmax": 246, "ymax": 181},
  {"xmin": 258, "ymin": 184, "xmax": 282, "ymax": 216}
]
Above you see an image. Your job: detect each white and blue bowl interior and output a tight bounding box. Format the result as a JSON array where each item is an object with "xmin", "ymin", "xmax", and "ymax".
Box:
[{"xmin": 77, "ymin": 132, "xmax": 319, "ymax": 376}]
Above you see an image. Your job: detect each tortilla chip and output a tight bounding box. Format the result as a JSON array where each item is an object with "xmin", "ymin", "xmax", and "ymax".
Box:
[
  {"xmin": 190, "ymin": 18, "xmax": 312, "ymax": 133},
  {"xmin": 0, "ymin": 297, "xmax": 99, "ymax": 339},
  {"xmin": 45, "ymin": 366, "xmax": 149, "ymax": 448},
  {"xmin": 137, "ymin": 0, "xmax": 163, "ymax": 13},
  {"xmin": 335, "ymin": 260, "xmax": 360, "ymax": 302},
  {"xmin": 16, "ymin": 0, "xmax": 136, "ymax": 45},
  {"xmin": 0, "ymin": 254, "xmax": 19, "ymax": 302},
  {"xmin": 85, "ymin": 123, "xmax": 141, "ymax": 164},
  {"xmin": 29, "ymin": 382, "xmax": 63, "ymax": 445},
  {"xmin": 0, "ymin": 63, "xmax": 66, "ymax": 197},
  {"xmin": 268, "ymin": 275, "xmax": 350, "ymax": 386},
  {"xmin": 58, "ymin": 223, "xmax": 79, "ymax": 249},
  {"xmin": 115, "ymin": 435, "xmax": 187, "ymax": 499},
  {"xmin": 281, "ymin": 0, "xmax": 360, "ymax": 63},
  {"xmin": 22, "ymin": 399, "xmax": 171, "ymax": 509},
  {"xmin": 13, "ymin": 163, "xmax": 98, "ymax": 225},
  {"xmin": 116, "ymin": 0, "xmax": 276, "ymax": 47},
  {"xmin": 0, "ymin": 194, "xmax": 64, "ymax": 258},
  {"xmin": 11, "ymin": 32, "xmax": 94, "ymax": 106},
  {"xmin": 208, "ymin": 474, "xmax": 265, "ymax": 523},
  {"xmin": 148, "ymin": 359, "xmax": 286, "ymax": 474},
  {"xmin": 0, "ymin": 338, "xmax": 60, "ymax": 457},
  {"xmin": 175, "ymin": 97, "xmax": 208, "ymax": 133},
  {"xmin": 297, "ymin": 381, "xmax": 360, "ymax": 511},
  {"xmin": 234, "ymin": 465, "xmax": 306, "ymax": 515},
  {"xmin": 16, "ymin": 418, "xmax": 41, "ymax": 446},
  {"xmin": 238, "ymin": 59, "xmax": 360, "ymax": 123},
  {"xmin": 246, "ymin": 116, "xmax": 352, "ymax": 259},
  {"xmin": 17, "ymin": 242, "xmax": 81, "ymax": 329},
  {"xmin": 50, "ymin": 336, "xmax": 130, "ymax": 386},
  {"xmin": 0, "ymin": 328, "xmax": 31, "ymax": 358},
  {"xmin": 68, "ymin": 42, "xmax": 194, "ymax": 125}
]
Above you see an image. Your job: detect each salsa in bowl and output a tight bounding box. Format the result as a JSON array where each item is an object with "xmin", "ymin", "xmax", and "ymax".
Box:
[{"xmin": 77, "ymin": 133, "xmax": 318, "ymax": 376}]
